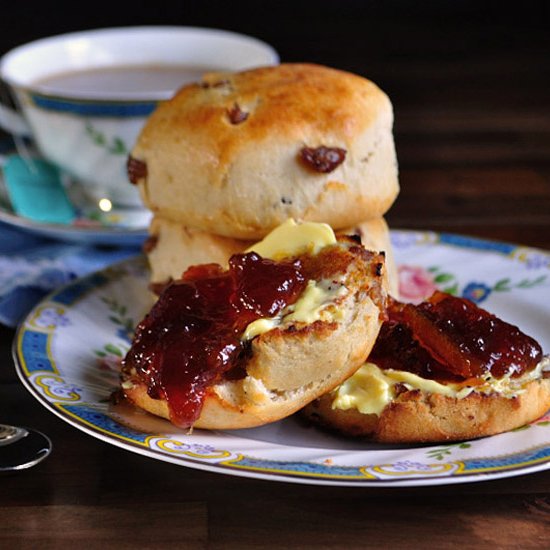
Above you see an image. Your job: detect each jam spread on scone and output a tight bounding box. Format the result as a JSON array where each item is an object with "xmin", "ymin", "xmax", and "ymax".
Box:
[
  {"xmin": 123, "ymin": 252, "xmax": 307, "ymax": 427},
  {"xmin": 371, "ymin": 292, "xmax": 543, "ymax": 382},
  {"xmin": 123, "ymin": 239, "xmax": 385, "ymax": 429}
]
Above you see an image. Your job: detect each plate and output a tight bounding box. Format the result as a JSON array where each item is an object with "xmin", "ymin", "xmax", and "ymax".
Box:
[
  {"xmin": 0, "ymin": 170, "xmax": 150, "ymax": 245},
  {"xmin": 13, "ymin": 230, "xmax": 550, "ymax": 486}
]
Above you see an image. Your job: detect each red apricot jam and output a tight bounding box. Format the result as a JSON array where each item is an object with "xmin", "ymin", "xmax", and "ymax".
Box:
[
  {"xmin": 370, "ymin": 292, "xmax": 542, "ymax": 381},
  {"xmin": 123, "ymin": 252, "xmax": 307, "ymax": 428}
]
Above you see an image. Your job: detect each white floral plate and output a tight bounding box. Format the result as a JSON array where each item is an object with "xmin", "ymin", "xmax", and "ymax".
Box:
[{"xmin": 13, "ymin": 230, "xmax": 550, "ymax": 486}]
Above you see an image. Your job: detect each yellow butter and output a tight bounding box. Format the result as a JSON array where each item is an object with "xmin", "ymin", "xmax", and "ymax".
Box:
[
  {"xmin": 332, "ymin": 357, "xmax": 550, "ymax": 416},
  {"xmin": 241, "ymin": 219, "xmax": 345, "ymax": 341},
  {"xmin": 333, "ymin": 363, "xmax": 393, "ymax": 416},
  {"xmin": 284, "ymin": 279, "xmax": 346, "ymax": 324},
  {"xmin": 241, "ymin": 277, "xmax": 346, "ymax": 341},
  {"xmin": 242, "ymin": 318, "xmax": 280, "ymax": 341},
  {"xmin": 245, "ymin": 218, "xmax": 336, "ymax": 260},
  {"xmin": 384, "ymin": 369, "xmax": 458, "ymax": 397}
]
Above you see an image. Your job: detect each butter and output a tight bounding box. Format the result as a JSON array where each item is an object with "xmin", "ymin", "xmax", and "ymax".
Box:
[
  {"xmin": 284, "ymin": 279, "xmax": 346, "ymax": 324},
  {"xmin": 241, "ymin": 277, "xmax": 347, "ymax": 341},
  {"xmin": 242, "ymin": 317, "xmax": 280, "ymax": 341},
  {"xmin": 245, "ymin": 218, "xmax": 336, "ymax": 261},
  {"xmin": 241, "ymin": 219, "xmax": 345, "ymax": 341},
  {"xmin": 332, "ymin": 357, "xmax": 550, "ymax": 416},
  {"xmin": 333, "ymin": 363, "xmax": 393, "ymax": 416}
]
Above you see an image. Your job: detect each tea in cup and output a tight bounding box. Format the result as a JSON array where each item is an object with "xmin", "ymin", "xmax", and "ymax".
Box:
[{"xmin": 0, "ymin": 26, "xmax": 278, "ymax": 209}]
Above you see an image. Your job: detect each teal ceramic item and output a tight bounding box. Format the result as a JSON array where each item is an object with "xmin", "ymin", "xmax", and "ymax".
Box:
[{"xmin": 2, "ymin": 155, "xmax": 76, "ymax": 224}]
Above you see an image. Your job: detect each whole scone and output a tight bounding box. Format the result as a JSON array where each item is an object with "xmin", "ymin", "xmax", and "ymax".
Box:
[{"xmin": 129, "ymin": 63, "xmax": 399, "ymax": 239}]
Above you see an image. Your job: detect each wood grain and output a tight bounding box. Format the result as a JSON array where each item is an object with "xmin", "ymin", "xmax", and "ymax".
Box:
[{"xmin": 0, "ymin": 505, "xmax": 207, "ymax": 548}]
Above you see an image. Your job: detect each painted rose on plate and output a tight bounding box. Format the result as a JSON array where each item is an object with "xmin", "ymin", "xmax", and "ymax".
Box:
[
  {"xmin": 397, "ymin": 265, "xmax": 437, "ymax": 303},
  {"xmin": 397, "ymin": 263, "xmax": 547, "ymax": 305}
]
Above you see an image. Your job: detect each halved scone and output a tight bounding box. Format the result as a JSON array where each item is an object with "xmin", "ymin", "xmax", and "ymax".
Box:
[
  {"xmin": 303, "ymin": 292, "xmax": 550, "ymax": 442},
  {"xmin": 121, "ymin": 220, "xmax": 387, "ymax": 429}
]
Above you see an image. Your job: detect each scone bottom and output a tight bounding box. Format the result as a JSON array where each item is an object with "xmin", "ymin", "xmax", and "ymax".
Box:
[{"xmin": 305, "ymin": 292, "xmax": 550, "ymax": 442}]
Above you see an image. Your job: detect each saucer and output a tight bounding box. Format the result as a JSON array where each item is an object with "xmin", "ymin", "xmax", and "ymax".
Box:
[{"xmin": 0, "ymin": 170, "xmax": 150, "ymax": 245}]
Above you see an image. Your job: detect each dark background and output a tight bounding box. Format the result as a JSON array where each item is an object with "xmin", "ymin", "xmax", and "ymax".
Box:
[{"xmin": 2, "ymin": 0, "xmax": 550, "ymax": 240}]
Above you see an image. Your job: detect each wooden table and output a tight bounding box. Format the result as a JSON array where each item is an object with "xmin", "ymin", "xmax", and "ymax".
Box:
[{"xmin": 2, "ymin": 5, "xmax": 550, "ymax": 548}]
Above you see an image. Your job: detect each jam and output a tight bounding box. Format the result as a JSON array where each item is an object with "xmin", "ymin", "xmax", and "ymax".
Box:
[
  {"xmin": 369, "ymin": 321, "xmax": 463, "ymax": 383},
  {"xmin": 371, "ymin": 292, "xmax": 542, "ymax": 380},
  {"xmin": 123, "ymin": 252, "xmax": 307, "ymax": 427}
]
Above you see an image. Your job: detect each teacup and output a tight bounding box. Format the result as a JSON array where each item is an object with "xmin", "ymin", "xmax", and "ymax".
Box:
[{"xmin": 0, "ymin": 26, "xmax": 278, "ymax": 209}]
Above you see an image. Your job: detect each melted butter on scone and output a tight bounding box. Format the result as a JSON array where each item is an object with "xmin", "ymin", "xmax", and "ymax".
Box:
[
  {"xmin": 333, "ymin": 357, "xmax": 550, "ymax": 416},
  {"xmin": 284, "ymin": 278, "xmax": 347, "ymax": 324},
  {"xmin": 242, "ymin": 219, "xmax": 346, "ymax": 341},
  {"xmin": 245, "ymin": 218, "xmax": 336, "ymax": 260},
  {"xmin": 243, "ymin": 278, "xmax": 347, "ymax": 340}
]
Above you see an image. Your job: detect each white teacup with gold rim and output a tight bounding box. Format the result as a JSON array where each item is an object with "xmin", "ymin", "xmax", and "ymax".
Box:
[{"xmin": 0, "ymin": 26, "xmax": 278, "ymax": 209}]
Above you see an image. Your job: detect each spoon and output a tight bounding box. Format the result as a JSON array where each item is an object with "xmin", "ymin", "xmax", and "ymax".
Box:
[{"xmin": 0, "ymin": 423, "xmax": 52, "ymax": 472}]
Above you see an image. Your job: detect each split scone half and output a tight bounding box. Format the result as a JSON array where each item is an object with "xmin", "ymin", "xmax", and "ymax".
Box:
[
  {"xmin": 121, "ymin": 220, "xmax": 387, "ymax": 430},
  {"xmin": 304, "ymin": 292, "xmax": 550, "ymax": 443}
]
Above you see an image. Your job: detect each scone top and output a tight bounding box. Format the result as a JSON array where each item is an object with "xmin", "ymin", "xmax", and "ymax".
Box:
[{"xmin": 129, "ymin": 63, "xmax": 399, "ymax": 240}]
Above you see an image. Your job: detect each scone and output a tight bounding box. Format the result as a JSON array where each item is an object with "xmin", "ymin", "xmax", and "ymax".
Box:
[
  {"xmin": 146, "ymin": 216, "xmax": 399, "ymax": 297},
  {"xmin": 128, "ymin": 63, "xmax": 399, "ymax": 239},
  {"xmin": 303, "ymin": 292, "xmax": 550, "ymax": 442},
  {"xmin": 121, "ymin": 220, "xmax": 387, "ymax": 429}
]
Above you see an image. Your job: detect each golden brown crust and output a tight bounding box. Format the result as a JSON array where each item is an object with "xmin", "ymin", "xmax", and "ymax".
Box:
[
  {"xmin": 132, "ymin": 63, "xmax": 399, "ymax": 239},
  {"xmin": 146, "ymin": 216, "xmax": 399, "ymax": 297},
  {"xmin": 302, "ymin": 378, "xmax": 550, "ymax": 442},
  {"xmin": 122, "ymin": 240, "xmax": 386, "ymax": 429}
]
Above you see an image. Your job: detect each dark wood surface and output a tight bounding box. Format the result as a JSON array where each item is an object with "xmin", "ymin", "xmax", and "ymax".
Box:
[{"xmin": 2, "ymin": 4, "xmax": 550, "ymax": 548}]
